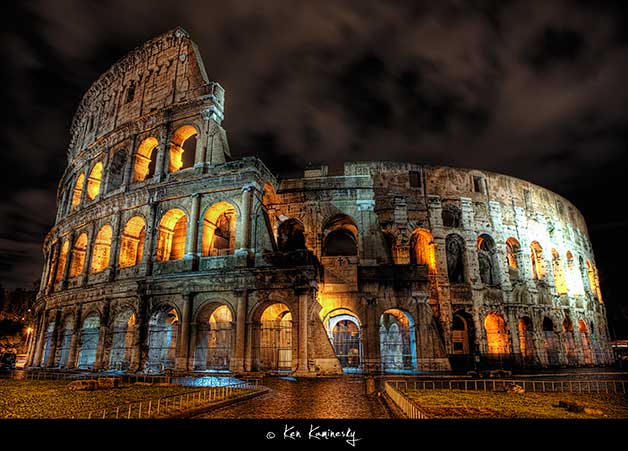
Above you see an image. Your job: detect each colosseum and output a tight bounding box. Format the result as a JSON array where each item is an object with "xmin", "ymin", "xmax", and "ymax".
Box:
[{"xmin": 27, "ymin": 27, "xmax": 613, "ymax": 376}]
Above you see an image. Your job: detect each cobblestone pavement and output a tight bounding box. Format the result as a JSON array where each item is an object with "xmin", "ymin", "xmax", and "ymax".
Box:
[{"xmin": 195, "ymin": 376, "xmax": 392, "ymax": 419}]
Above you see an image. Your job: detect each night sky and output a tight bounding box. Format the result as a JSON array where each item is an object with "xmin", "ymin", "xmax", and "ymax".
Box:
[{"xmin": 2, "ymin": 1, "xmax": 627, "ymax": 336}]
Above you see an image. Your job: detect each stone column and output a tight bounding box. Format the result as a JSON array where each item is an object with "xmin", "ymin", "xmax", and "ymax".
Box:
[
  {"xmin": 31, "ymin": 311, "xmax": 47, "ymax": 367},
  {"xmin": 362, "ymin": 297, "xmax": 380, "ymax": 374},
  {"xmin": 46, "ymin": 243, "xmax": 60, "ymax": 294},
  {"xmin": 133, "ymin": 294, "xmax": 150, "ymax": 372},
  {"xmin": 244, "ymin": 320, "xmax": 255, "ymax": 372},
  {"xmin": 145, "ymin": 202, "xmax": 158, "ymax": 276},
  {"xmin": 108, "ymin": 211, "xmax": 123, "ymax": 280},
  {"xmin": 236, "ymin": 184, "xmax": 255, "ymax": 256},
  {"xmin": 39, "ymin": 247, "xmax": 51, "ymax": 293},
  {"xmin": 94, "ymin": 301, "xmax": 110, "ymax": 370},
  {"xmin": 66, "ymin": 306, "xmax": 83, "ymax": 369},
  {"xmin": 156, "ymin": 124, "xmax": 171, "ymax": 181},
  {"xmin": 176, "ymin": 292, "xmax": 193, "ymax": 370},
  {"xmin": 82, "ymin": 224, "xmax": 96, "ymax": 286},
  {"xmin": 78, "ymin": 169, "xmax": 88, "ymax": 207},
  {"xmin": 46, "ymin": 310, "xmax": 62, "ymax": 367},
  {"xmin": 185, "ymin": 193, "xmax": 201, "ymax": 268},
  {"xmin": 295, "ymin": 288, "xmax": 310, "ymax": 375},
  {"xmin": 231, "ymin": 289, "xmax": 247, "ymax": 372},
  {"xmin": 122, "ymin": 135, "xmax": 137, "ymax": 190}
]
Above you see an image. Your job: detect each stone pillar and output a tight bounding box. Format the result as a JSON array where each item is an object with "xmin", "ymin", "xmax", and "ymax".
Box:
[
  {"xmin": 185, "ymin": 193, "xmax": 201, "ymax": 267},
  {"xmin": 82, "ymin": 224, "xmax": 96, "ymax": 286},
  {"xmin": 134, "ymin": 294, "xmax": 150, "ymax": 372},
  {"xmin": 78, "ymin": 169, "xmax": 88, "ymax": 207},
  {"xmin": 46, "ymin": 243, "xmax": 60, "ymax": 294},
  {"xmin": 145, "ymin": 202, "xmax": 158, "ymax": 276},
  {"xmin": 39, "ymin": 247, "xmax": 51, "ymax": 293},
  {"xmin": 122, "ymin": 135, "xmax": 137, "ymax": 189},
  {"xmin": 176, "ymin": 292, "xmax": 193, "ymax": 370},
  {"xmin": 236, "ymin": 184, "xmax": 255, "ymax": 256},
  {"xmin": 244, "ymin": 320, "xmax": 254, "ymax": 372},
  {"xmin": 61, "ymin": 231, "xmax": 75, "ymax": 290},
  {"xmin": 108, "ymin": 212, "xmax": 123, "ymax": 280},
  {"xmin": 32, "ymin": 311, "xmax": 47, "ymax": 367},
  {"xmin": 362, "ymin": 297, "xmax": 380, "ymax": 374},
  {"xmin": 94, "ymin": 302, "xmax": 110, "ymax": 370},
  {"xmin": 231, "ymin": 289, "xmax": 247, "ymax": 372},
  {"xmin": 295, "ymin": 289, "xmax": 310, "ymax": 375},
  {"xmin": 66, "ymin": 306, "xmax": 83, "ymax": 369},
  {"xmin": 46, "ymin": 310, "xmax": 62, "ymax": 367}
]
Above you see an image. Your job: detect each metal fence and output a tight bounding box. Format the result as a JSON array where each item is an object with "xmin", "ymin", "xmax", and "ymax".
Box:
[
  {"xmin": 66, "ymin": 381, "xmax": 261, "ymax": 419},
  {"xmin": 383, "ymin": 381, "xmax": 428, "ymax": 419},
  {"xmin": 388, "ymin": 379, "xmax": 628, "ymax": 394}
]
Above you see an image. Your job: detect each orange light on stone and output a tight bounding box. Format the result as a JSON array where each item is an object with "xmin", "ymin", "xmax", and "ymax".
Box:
[
  {"xmin": 86, "ymin": 162, "xmax": 103, "ymax": 200},
  {"xmin": 156, "ymin": 209, "xmax": 187, "ymax": 261}
]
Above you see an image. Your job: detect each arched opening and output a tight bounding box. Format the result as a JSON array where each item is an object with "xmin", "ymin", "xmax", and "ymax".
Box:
[
  {"xmin": 325, "ymin": 311, "xmax": 361, "ymax": 371},
  {"xmin": 477, "ymin": 234, "xmax": 499, "ymax": 286},
  {"xmin": 410, "ymin": 229, "xmax": 436, "ymax": 272},
  {"xmin": 40, "ymin": 320, "xmax": 55, "ymax": 367},
  {"xmin": 133, "ymin": 137, "xmax": 159, "ymax": 182},
  {"xmin": 445, "ymin": 234, "xmax": 466, "ymax": 283},
  {"xmin": 518, "ymin": 316, "xmax": 536, "ymax": 367},
  {"xmin": 382, "ymin": 231, "xmax": 396, "ymax": 263},
  {"xmin": 484, "ymin": 313, "xmax": 510, "ymax": 354},
  {"xmin": 109, "ymin": 310, "xmax": 136, "ymax": 370},
  {"xmin": 530, "ymin": 241, "xmax": 545, "ymax": 280},
  {"xmin": 201, "ymin": 202, "xmax": 237, "ymax": 256},
  {"xmin": 380, "ymin": 309, "xmax": 417, "ymax": 372},
  {"xmin": 441, "ymin": 204, "xmax": 461, "ymax": 228},
  {"xmin": 54, "ymin": 316, "xmax": 73, "ymax": 368},
  {"xmin": 562, "ymin": 317, "xmax": 576, "ymax": 364},
  {"xmin": 90, "ymin": 225, "xmax": 112, "ymax": 273},
  {"xmin": 277, "ymin": 218, "xmax": 306, "ymax": 252},
  {"xmin": 107, "ymin": 150, "xmax": 127, "ymax": 192},
  {"xmin": 46, "ymin": 242, "xmax": 59, "ymax": 288},
  {"xmin": 449, "ymin": 311, "xmax": 475, "ymax": 371},
  {"xmin": 54, "ymin": 240, "xmax": 69, "ymax": 283},
  {"xmin": 118, "ymin": 216, "xmax": 146, "ymax": 267},
  {"xmin": 256, "ymin": 303, "xmax": 292, "ymax": 371},
  {"xmin": 506, "ymin": 237, "xmax": 521, "ymax": 281},
  {"xmin": 156, "ymin": 209, "xmax": 187, "ymax": 261},
  {"xmin": 86, "ymin": 162, "xmax": 103, "ymax": 201},
  {"xmin": 586, "ymin": 260, "xmax": 599, "ymax": 301},
  {"xmin": 71, "ymin": 173, "xmax": 84, "ymax": 209},
  {"xmin": 542, "ymin": 317, "xmax": 560, "ymax": 366},
  {"xmin": 322, "ymin": 215, "xmax": 358, "ymax": 256},
  {"xmin": 551, "ymin": 249, "xmax": 567, "ymax": 294},
  {"xmin": 77, "ymin": 314, "xmax": 100, "ymax": 369},
  {"xmin": 578, "ymin": 319, "xmax": 593, "ymax": 365},
  {"xmin": 565, "ymin": 251, "xmax": 584, "ymax": 295},
  {"xmin": 146, "ymin": 307, "xmax": 179, "ymax": 372},
  {"xmin": 68, "ymin": 233, "xmax": 88, "ymax": 278},
  {"xmin": 194, "ymin": 305, "xmax": 234, "ymax": 371},
  {"xmin": 168, "ymin": 125, "xmax": 198, "ymax": 173}
]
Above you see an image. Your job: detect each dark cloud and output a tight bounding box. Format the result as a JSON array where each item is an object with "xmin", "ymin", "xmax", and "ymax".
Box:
[{"xmin": 1, "ymin": 0, "xmax": 628, "ymax": 335}]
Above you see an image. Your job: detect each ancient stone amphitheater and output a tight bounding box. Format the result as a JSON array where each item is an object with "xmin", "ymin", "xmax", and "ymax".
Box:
[{"xmin": 28, "ymin": 28, "xmax": 613, "ymax": 376}]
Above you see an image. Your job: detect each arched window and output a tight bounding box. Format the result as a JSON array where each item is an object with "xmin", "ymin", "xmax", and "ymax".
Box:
[
  {"xmin": 86, "ymin": 162, "xmax": 103, "ymax": 201},
  {"xmin": 54, "ymin": 240, "xmax": 69, "ymax": 283},
  {"xmin": 156, "ymin": 209, "xmax": 187, "ymax": 261},
  {"xmin": 71, "ymin": 173, "xmax": 85, "ymax": 209},
  {"xmin": 133, "ymin": 137, "xmax": 159, "ymax": 182},
  {"xmin": 518, "ymin": 316, "xmax": 535, "ymax": 365},
  {"xmin": 530, "ymin": 241, "xmax": 545, "ymax": 280},
  {"xmin": 442, "ymin": 204, "xmax": 461, "ymax": 228},
  {"xmin": 322, "ymin": 215, "xmax": 358, "ymax": 257},
  {"xmin": 77, "ymin": 314, "xmax": 100, "ymax": 369},
  {"xmin": 410, "ymin": 229, "xmax": 435, "ymax": 272},
  {"xmin": 109, "ymin": 310, "xmax": 136, "ymax": 370},
  {"xmin": 119, "ymin": 216, "xmax": 146, "ymax": 268},
  {"xmin": 68, "ymin": 233, "xmax": 88, "ymax": 278},
  {"xmin": 257, "ymin": 303, "xmax": 292, "ymax": 371},
  {"xmin": 477, "ymin": 234, "xmax": 499, "ymax": 286},
  {"xmin": 194, "ymin": 305, "xmax": 234, "ymax": 370},
  {"xmin": 107, "ymin": 150, "xmax": 127, "ymax": 192},
  {"xmin": 146, "ymin": 307, "xmax": 179, "ymax": 371},
  {"xmin": 445, "ymin": 234, "xmax": 466, "ymax": 283},
  {"xmin": 484, "ymin": 313, "xmax": 510, "ymax": 354},
  {"xmin": 168, "ymin": 125, "xmax": 198, "ymax": 173},
  {"xmin": 90, "ymin": 225, "xmax": 112, "ymax": 273},
  {"xmin": 506, "ymin": 237, "xmax": 520, "ymax": 269},
  {"xmin": 277, "ymin": 218, "xmax": 306, "ymax": 252},
  {"xmin": 551, "ymin": 249, "xmax": 567, "ymax": 294},
  {"xmin": 201, "ymin": 202, "xmax": 237, "ymax": 256}
]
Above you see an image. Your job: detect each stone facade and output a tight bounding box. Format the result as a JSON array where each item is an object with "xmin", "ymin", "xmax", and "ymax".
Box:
[{"xmin": 28, "ymin": 28, "xmax": 613, "ymax": 376}]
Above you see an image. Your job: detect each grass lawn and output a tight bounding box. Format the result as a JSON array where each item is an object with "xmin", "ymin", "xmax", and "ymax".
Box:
[
  {"xmin": 403, "ymin": 389, "xmax": 628, "ymax": 419},
  {"xmin": 0, "ymin": 379, "xmax": 201, "ymax": 419}
]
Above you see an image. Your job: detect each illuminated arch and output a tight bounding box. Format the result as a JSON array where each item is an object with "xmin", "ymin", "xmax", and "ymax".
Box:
[
  {"xmin": 68, "ymin": 233, "xmax": 88, "ymax": 278},
  {"xmin": 71, "ymin": 173, "xmax": 85, "ymax": 209},
  {"xmin": 168, "ymin": 125, "xmax": 198, "ymax": 173},
  {"xmin": 133, "ymin": 137, "xmax": 159, "ymax": 182},
  {"xmin": 156, "ymin": 209, "xmax": 187, "ymax": 261},
  {"xmin": 90, "ymin": 225, "xmax": 112, "ymax": 273},
  {"xmin": 380, "ymin": 308, "xmax": 417, "ymax": 372},
  {"xmin": 77, "ymin": 313, "xmax": 100, "ymax": 369},
  {"xmin": 109, "ymin": 309, "xmax": 136, "ymax": 370},
  {"xmin": 322, "ymin": 214, "xmax": 358, "ymax": 257},
  {"xmin": 118, "ymin": 216, "xmax": 146, "ymax": 267},
  {"xmin": 201, "ymin": 202, "xmax": 237, "ymax": 256},
  {"xmin": 194, "ymin": 304, "xmax": 234, "ymax": 370},
  {"xmin": 324, "ymin": 309, "xmax": 362, "ymax": 371},
  {"xmin": 506, "ymin": 237, "xmax": 521, "ymax": 269},
  {"xmin": 256, "ymin": 303, "xmax": 292, "ymax": 371},
  {"xmin": 86, "ymin": 162, "xmax": 103, "ymax": 201},
  {"xmin": 410, "ymin": 229, "xmax": 435, "ymax": 272},
  {"xmin": 477, "ymin": 234, "xmax": 499, "ymax": 286},
  {"xmin": 530, "ymin": 241, "xmax": 545, "ymax": 280},
  {"xmin": 484, "ymin": 312, "xmax": 510, "ymax": 354},
  {"xmin": 54, "ymin": 240, "xmax": 69, "ymax": 283},
  {"xmin": 146, "ymin": 306, "xmax": 179, "ymax": 372},
  {"xmin": 551, "ymin": 249, "xmax": 567, "ymax": 294}
]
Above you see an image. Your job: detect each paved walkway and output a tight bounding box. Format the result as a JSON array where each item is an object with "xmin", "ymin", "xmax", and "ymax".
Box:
[{"xmin": 195, "ymin": 376, "xmax": 391, "ymax": 419}]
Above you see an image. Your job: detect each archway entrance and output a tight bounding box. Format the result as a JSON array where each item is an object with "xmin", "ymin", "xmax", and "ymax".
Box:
[
  {"xmin": 256, "ymin": 303, "xmax": 292, "ymax": 371},
  {"xmin": 449, "ymin": 311, "xmax": 474, "ymax": 371},
  {"xmin": 77, "ymin": 314, "xmax": 100, "ymax": 369},
  {"xmin": 194, "ymin": 305, "xmax": 234, "ymax": 371},
  {"xmin": 380, "ymin": 309, "xmax": 417, "ymax": 372},
  {"xmin": 146, "ymin": 307, "xmax": 178, "ymax": 372},
  {"xmin": 54, "ymin": 317, "xmax": 74, "ymax": 368},
  {"xmin": 325, "ymin": 312, "xmax": 361, "ymax": 372},
  {"xmin": 518, "ymin": 316, "xmax": 536, "ymax": 367},
  {"xmin": 109, "ymin": 310, "xmax": 135, "ymax": 370}
]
